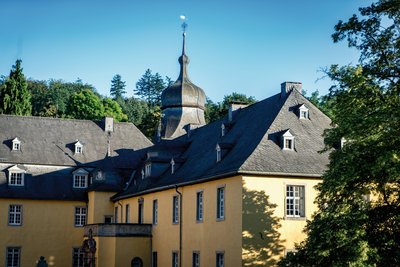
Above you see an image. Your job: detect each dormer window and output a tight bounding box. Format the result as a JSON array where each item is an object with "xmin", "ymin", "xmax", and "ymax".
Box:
[
  {"xmin": 8, "ymin": 165, "xmax": 25, "ymax": 186},
  {"xmin": 145, "ymin": 163, "xmax": 151, "ymax": 178},
  {"xmin": 216, "ymin": 144, "xmax": 221, "ymax": 162},
  {"xmin": 141, "ymin": 170, "xmax": 145, "ymax": 180},
  {"xmin": 73, "ymin": 168, "xmax": 89, "ymax": 188},
  {"xmin": 221, "ymin": 124, "xmax": 226, "ymax": 137},
  {"xmin": 299, "ymin": 104, "xmax": 309, "ymax": 119},
  {"xmin": 75, "ymin": 141, "xmax": 83, "ymax": 154},
  {"xmin": 12, "ymin": 137, "xmax": 21, "ymax": 151},
  {"xmin": 171, "ymin": 158, "xmax": 175, "ymax": 174},
  {"xmin": 282, "ymin": 130, "xmax": 295, "ymax": 151}
]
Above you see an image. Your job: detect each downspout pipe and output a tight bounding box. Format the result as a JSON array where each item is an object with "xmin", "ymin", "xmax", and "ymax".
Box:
[{"xmin": 175, "ymin": 185, "xmax": 183, "ymax": 267}]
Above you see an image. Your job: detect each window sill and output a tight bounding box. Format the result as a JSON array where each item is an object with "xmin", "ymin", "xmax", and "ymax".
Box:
[
  {"xmin": 216, "ymin": 217, "xmax": 225, "ymax": 222},
  {"xmin": 284, "ymin": 216, "xmax": 306, "ymax": 221},
  {"xmin": 196, "ymin": 220, "xmax": 203, "ymax": 224}
]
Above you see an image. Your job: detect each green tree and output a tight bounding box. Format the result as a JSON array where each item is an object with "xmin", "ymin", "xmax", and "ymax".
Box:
[
  {"xmin": 0, "ymin": 59, "xmax": 32, "ymax": 115},
  {"xmin": 66, "ymin": 89, "xmax": 104, "ymax": 120},
  {"xmin": 110, "ymin": 74, "xmax": 126, "ymax": 99},
  {"xmin": 102, "ymin": 98, "xmax": 128, "ymax": 122},
  {"xmin": 135, "ymin": 69, "xmax": 168, "ymax": 106},
  {"xmin": 205, "ymin": 92, "xmax": 257, "ymax": 123},
  {"xmin": 280, "ymin": 0, "xmax": 400, "ymax": 266},
  {"xmin": 118, "ymin": 97, "xmax": 149, "ymax": 126}
]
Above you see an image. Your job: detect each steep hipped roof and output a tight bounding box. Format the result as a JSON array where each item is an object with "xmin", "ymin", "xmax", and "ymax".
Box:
[
  {"xmin": 0, "ymin": 115, "xmax": 152, "ymax": 168},
  {"xmin": 113, "ymin": 88, "xmax": 331, "ymax": 200}
]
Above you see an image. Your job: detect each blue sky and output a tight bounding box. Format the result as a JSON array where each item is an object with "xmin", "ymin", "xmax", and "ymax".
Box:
[{"xmin": 0, "ymin": 0, "xmax": 371, "ymax": 102}]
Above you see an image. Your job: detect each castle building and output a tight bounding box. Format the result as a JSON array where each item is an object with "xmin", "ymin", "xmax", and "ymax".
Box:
[{"xmin": 0, "ymin": 31, "xmax": 331, "ymax": 267}]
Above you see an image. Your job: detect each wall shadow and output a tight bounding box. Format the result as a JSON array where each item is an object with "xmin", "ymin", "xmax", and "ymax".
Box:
[{"xmin": 242, "ymin": 184, "xmax": 285, "ymax": 266}]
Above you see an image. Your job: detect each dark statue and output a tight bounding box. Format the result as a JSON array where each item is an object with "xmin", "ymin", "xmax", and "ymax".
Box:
[
  {"xmin": 36, "ymin": 256, "xmax": 48, "ymax": 267},
  {"xmin": 82, "ymin": 228, "xmax": 97, "ymax": 267}
]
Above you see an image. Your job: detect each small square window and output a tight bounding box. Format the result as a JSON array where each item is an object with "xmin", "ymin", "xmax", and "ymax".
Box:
[
  {"xmin": 192, "ymin": 252, "xmax": 200, "ymax": 267},
  {"xmin": 72, "ymin": 247, "xmax": 84, "ymax": 267},
  {"xmin": 104, "ymin": 215, "xmax": 113, "ymax": 224}
]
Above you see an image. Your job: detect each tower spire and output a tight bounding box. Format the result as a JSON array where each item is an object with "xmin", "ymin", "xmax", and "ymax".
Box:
[{"xmin": 178, "ymin": 16, "xmax": 189, "ymax": 81}]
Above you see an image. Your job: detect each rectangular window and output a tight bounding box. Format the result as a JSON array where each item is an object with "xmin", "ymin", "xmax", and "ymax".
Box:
[
  {"xmin": 153, "ymin": 199, "xmax": 158, "ymax": 225},
  {"xmin": 72, "ymin": 247, "xmax": 84, "ymax": 267},
  {"xmin": 172, "ymin": 251, "xmax": 179, "ymax": 267},
  {"xmin": 6, "ymin": 247, "xmax": 20, "ymax": 267},
  {"xmin": 152, "ymin": 251, "xmax": 158, "ymax": 267},
  {"xmin": 172, "ymin": 195, "xmax": 179, "ymax": 224},
  {"xmin": 74, "ymin": 207, "xmax": 87, "ymax": 227},
  {"xmin": 286, "ymin": 185, "xmax": 305, "ymax": 217},
  {"xmin": 196, "ymin": 191, "xmax": 203, "ymax": 222},
  {"xmin": 125, "ymin": 204, "xmax": 130, "ymax": 223},
  {"xmin": 216, "ymin": 252, "xmax": 224, "ymax": 267},
  {"xmin": 13, "ymin": 142, "xmax": 20, "ymax": 151},
  {"xmin": 9, "ymin": 172, "xmax": 24, "ymax": 186},
  {"xmin": 8, "ymin": 205, "xmax": 22, "ymax": 226},
  {"xmin": 138, "ymin": 200, "xmax": 144, "ymax": 224},
  {"xmin": 193, "ymin": 252, "xmax": 200, "ymax": 267},
  {"xmin": 73, "ymin": 175, "xmax": 87, "ymax": 188},
  {"xmin": 217, "ymin": 187, "xmax": 225, "ymax": 220},
  {"xmin": 114, "ymin": 206, "xmax": 119, "ymax": 223}
]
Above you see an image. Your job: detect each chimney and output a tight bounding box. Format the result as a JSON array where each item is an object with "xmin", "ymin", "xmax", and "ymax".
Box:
[
  {"xmin": 281, "ymin": 82, "xmax": 302, "ymax": 98},
  {"xmin": 104, "ymin": 117, "xmax": 114, "ymax": 133},
  {"xmin": 228, "ymin": 102, "xmax": 248, "ymax": 122}
]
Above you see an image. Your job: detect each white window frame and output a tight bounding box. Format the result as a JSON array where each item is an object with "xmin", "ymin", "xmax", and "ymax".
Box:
[
  {"xmin": 282, "ymin": 130, "xmax": 295, "ymax": 151},
  {"xmin": 9, "ymin": 172, "xmax": 24, "ymax": 186},
  {"xmin": 74, "ymin": 207, "xmax": 87, "ymax": 227},
  {"xmin": 216, "ymin": 252, "xmax": 224, "ymax": 267},
  {"xmin": 6, "ymin": 247, "xmax": 21, "ymax": 267},
  {"xmin": 221, "ymin": 124, "xmax": 225, "ymax": 137},
  {"xmin": 299, "ymin": 104, "xmax": 309, "ymax": 119},
  {"xmin": 172, "ymin": 195, "xmax": 179, "ymax": 224},
  {"xmin": 217, "ymin": 187, "xmax": 225, "ymax": 220},
  {"xmin": 285, "ymin": 185, "xmax": 305, "ymax": 218},
  {"xmin": 153, "ymin": 199, "xmax": 158, "ymax": 225},
  {"xmin": 216, "ymin": 144, "xmax": 221, "ymax": 162},
  {"xmin": 172, "ymin": 251, "xmax": 179, "ymax": 267},
  {"xmin": 12, "ymin": 138, "xmax": 21, "ymax": 151},
  {"xmin": 192, "ymin": 251, "xmax": 200, "ymax": 267},
  {"xmin": 196, "ymin": 191, "xmax": 204, "ymax": 222},
  {"xmin": 8, "ymin": 205, "xmax": 22, "ymax": 226},
  {"xmin": 73, "ymin": 174, "xmax": 88, "ymax": 188},
  {"xmin": 74, "ymin": 141, "xmax": 83, "ymax": 154},
  {"xmin": 72, "ymin": 247, "xmax": 84, "ymax": 267}
]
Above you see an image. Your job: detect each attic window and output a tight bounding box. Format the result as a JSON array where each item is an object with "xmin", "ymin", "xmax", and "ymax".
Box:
[
  {"xmin": 171, "ymin": 158, "xmax": 175, "ymax": 174},
  {"xmin": 299, "ymin": 104, "xmax": 309, "ymax": 119},
  {"xmin": 8, "ymin": 165, "xmax": 25, "ymax": 186},
  {"xmin": 75, "ymin": 141, "xmax": 83, "ymax": 154},
  {"xmin": 282, "ymin": 130, "xmax": 295, "ymax": 151},
  {"xmin": 221, "ymin": 124, "xmax": 226, "ymax": 137},
  {"xmin": 73, "ymin": 168, "xmax": 89, "ymax": 188},
  {"xmin": 216, "ymin": 144, "xmax": 221, "ymax": 162},
  {"xmin": 145, "ymin": 163, "xmax": 151, "ymax": 178},
  {"xmin": 12, "ymin": 137, "xmax": 21, "ymax": 151}
]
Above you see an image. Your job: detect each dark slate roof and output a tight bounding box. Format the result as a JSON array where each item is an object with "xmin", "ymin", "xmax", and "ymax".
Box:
[
  {"xmin": 113, "ymin": 89, "xmax": 331, "ymax": 200},
  {"xmin": 0, "ymin": 115, "xmax": 152, "ymax": 168},
  {"xmin": 0, "ymin": 115, "xmax": 152, "ymax": 200}
]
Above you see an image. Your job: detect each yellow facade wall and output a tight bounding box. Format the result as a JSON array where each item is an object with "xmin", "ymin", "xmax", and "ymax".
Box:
[
  {"xmin": 87, "ymin": 191, "xmax": 115, "ymax": 224},
  {"xmin": 94, "ymin": 236, "xmax": 151, "ymax": 267},
  {"xmin": 0, "ymin": 199, "xmax": 86, "ymax": 267},
  {"xmin": 242, "ymin": 176, "xmax": 321, "ymax": 266},
  {"xmin": 117, "ymin": 176, "xmax": 243, "ymax": 267}
]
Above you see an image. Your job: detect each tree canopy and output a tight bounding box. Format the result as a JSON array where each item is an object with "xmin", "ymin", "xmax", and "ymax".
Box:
[
  {"xmin": 135, "ymin": 69, "xmax": 170, "ymax": 106},
  {"xmin": 205, "ymin": 92, "xmax": 257, "ymax": 123},
  {"xmin": 0, "ymin": 59, "xmax": 32, "ymax": 115},
  {"xmin": 280, "ymin": 0, "xmax": 400, "ymax": 266}
]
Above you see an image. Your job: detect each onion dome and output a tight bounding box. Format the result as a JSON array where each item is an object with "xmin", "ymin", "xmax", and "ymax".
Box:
[{"xmin": 161, "ymin": 32, "xmax": 206, "ymax": 110}]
